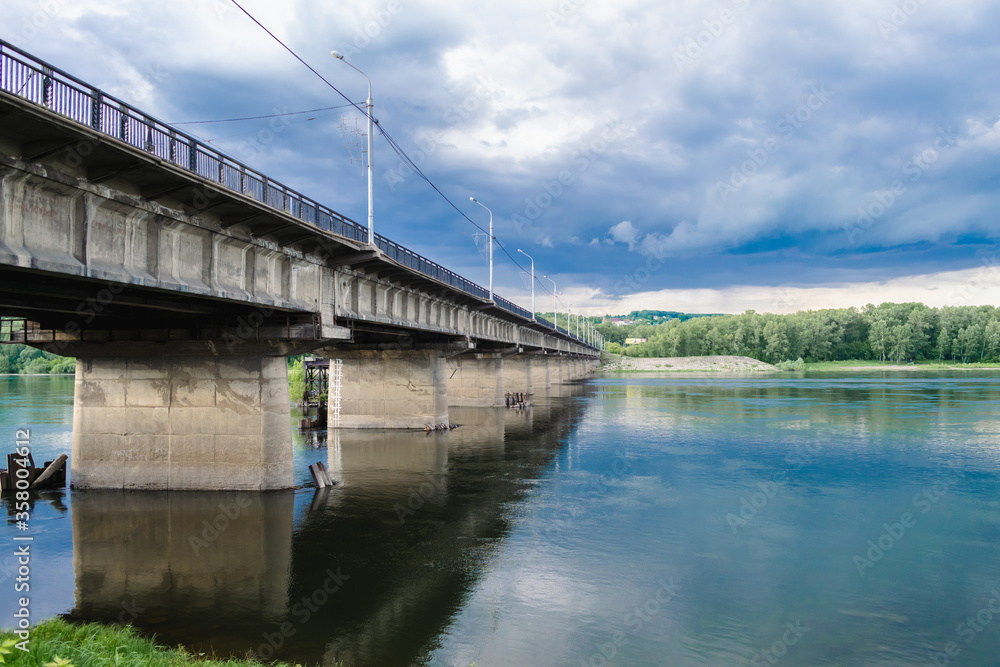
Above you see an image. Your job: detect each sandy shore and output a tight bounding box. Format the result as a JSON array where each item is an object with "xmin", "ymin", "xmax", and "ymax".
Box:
[{"xmin": 600, "ymin": 355, "xmax": 777, "ymax": 373}]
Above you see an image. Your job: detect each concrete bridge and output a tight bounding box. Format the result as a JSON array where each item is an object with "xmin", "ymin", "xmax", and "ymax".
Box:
[{"xmin": 0, "ymin": 40, "xmax": 600, "ymax": 491}]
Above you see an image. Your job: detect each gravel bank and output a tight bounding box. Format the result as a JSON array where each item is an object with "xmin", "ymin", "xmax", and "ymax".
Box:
[{"xmin": 599, "ymin": 355, "xmax": 777, "ymax": 373}]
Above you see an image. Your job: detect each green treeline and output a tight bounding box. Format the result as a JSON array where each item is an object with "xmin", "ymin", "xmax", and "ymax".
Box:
[
  {"xmin": 0, "ymin": 344, "xmax": 75, "ymax": 374},
  {"xmin": 596, "ymin": 303, "xmax": 1000, "ymax": 364}
]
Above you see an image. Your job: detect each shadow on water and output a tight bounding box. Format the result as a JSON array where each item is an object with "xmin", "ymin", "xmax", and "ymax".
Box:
[{"xmin": 64, "ymin": 383, "xmax": 594, "ymax": 666}]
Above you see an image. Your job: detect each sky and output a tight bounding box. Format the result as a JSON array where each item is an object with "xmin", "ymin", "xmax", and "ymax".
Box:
[{"xmin": 4, "ymin": 0, "xmax": 1000, "ymax": 315}]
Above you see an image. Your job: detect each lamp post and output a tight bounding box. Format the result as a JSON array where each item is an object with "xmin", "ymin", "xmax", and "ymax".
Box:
[
  {"xmin": 543, "ymin": 275, "xmax": 557, "ymax": 329},
  {"xmin": 331, "ymin": 50, "xmax": 374, "ymax": 246},
  {"xmin": 469, "ymin": 197, "xmax": 494, "ymax": 300},
  {"xmin": 517, "ymin": 249, "xmax": 535, "ymax": 319}
]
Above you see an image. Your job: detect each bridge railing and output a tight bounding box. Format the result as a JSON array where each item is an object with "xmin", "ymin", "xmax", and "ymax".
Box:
[{"xmin": 0, "ymin": 39, "xmax": 594, "ymax": 347}]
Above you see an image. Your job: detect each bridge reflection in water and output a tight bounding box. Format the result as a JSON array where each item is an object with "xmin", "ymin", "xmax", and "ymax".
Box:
[{"xmin": 67, "ymin": 385, "xmax": 592, "ymax": 666}]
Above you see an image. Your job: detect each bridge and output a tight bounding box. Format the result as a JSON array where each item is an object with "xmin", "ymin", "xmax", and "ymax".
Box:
[{"xmin": 0, "ymin": 40, "xmax": 601, "ymax": 491}]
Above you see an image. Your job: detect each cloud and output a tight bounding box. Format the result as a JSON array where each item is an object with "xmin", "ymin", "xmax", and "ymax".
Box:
[
  {"xmin": 608, "ymin": 220, "xmax": 642, "ymax": 250},
  {"xmin": 560, "ymin": 263, "xmax": 1000, "ymax": 316},
  {"xmin": 4, "ymin": 0, "xmax": 1000, "ymax": 314}
]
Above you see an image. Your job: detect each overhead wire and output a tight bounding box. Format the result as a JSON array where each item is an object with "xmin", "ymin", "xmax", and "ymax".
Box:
[
  {"xmin": 168, "ymin": 103, "xmax": 357, "ymax": 125},
  {"xmin": 227, "ymin": 0, "xmax": 563, "ymax": 307}
]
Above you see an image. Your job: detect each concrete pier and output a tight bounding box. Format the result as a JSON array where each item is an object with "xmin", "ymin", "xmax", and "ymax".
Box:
[
  {"xmin": 334, "ymin": 349, "xmax": 448, "ymax": 428},
  {"xmin": 446, "ymin": 354, "xmax": 504, "ymax": 407},
  {"xmin": 502, "ymin": 355, "xmax": 534, "ymax": 396},
  {"xmin": 71, "ymin": 354, "xmax": 292, "ymax": 491}
]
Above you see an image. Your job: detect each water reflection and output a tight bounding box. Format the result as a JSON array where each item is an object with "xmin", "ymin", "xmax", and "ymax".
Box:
[
  {"xmin": 24, "ymin": 372, "xmax": 1000, "ymax": 665},
  {"xmin": 67, "ymin": 389, "xmax": 592, "ymax": 666},
  {"xmin": 68, "ymin": 490, "xmax": 294, "ymax": 654}
]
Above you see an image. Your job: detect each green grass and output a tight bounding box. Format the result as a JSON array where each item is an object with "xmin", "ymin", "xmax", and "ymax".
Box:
[
  {"xmin": 0, "ymin": 619, "xmax": 307, "ymax": 667},
  {"xmin": 804, "ymin": 359, "xmax": 1000, "ymax": 370}
]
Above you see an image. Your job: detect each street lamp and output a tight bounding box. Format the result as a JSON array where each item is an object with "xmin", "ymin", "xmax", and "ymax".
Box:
[
  {"xmin": 543, "ymin": 275, "xmax": 557, "ymax": 329},
  {"xmin": 517, "ymin": 248, "xmax": 535, "ymax": 319},
  {"xmin": 331, "ymin": 50, "xmax": 374, "ymax": 247},
  {"xmin": 470, "ymin": 197, "xmax": 493, "ymax": 301}
]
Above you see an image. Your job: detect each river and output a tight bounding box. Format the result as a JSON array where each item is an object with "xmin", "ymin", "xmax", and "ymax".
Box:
[{"xmin": 2, "ymin": 371, "xmax": 1000, "ymax": 666}]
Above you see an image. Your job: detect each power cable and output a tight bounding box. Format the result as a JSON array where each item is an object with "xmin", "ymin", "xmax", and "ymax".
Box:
[
  {"xmin": 227, "ymin": 0, "xmax": 559, "ymax": 305},
  {"xmin": 169, "ymin": 103, "xmax": 357, "ymax": 125}
]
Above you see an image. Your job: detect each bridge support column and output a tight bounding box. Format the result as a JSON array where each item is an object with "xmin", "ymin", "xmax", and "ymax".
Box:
[
  {"xmin": 446, "ymin": 354, "xmax": 503, "ymax": 407},
  {"xmin": 551, "ymin": 357, "xmax": 566, "ymax": 385},
  {"xmin": 334, "ymin": 349, "xmax": 448, "ymax": 428},
  {"xmin": 502, "ymin": 355, "xmax": 533, "ymax": 396},
  {"xmin": 72, "ymin": 354, "xmax": 292, "ymax": 491}
]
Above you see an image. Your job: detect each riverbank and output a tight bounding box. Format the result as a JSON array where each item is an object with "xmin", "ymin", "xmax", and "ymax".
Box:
[
  {"xmin": 805, "ymin": 360, "xmax": 1000, "ymax": 371},
  {"xmin": 600, "ymin": 355, "xmax": 777, "ymax": 373},
  {"xmin": 598, "ymin": 355, "xmax": 1000, "ymax": 373},
  {"xmin": 0, "ymin": 619, "xmax": 311, "ymax": 666}
]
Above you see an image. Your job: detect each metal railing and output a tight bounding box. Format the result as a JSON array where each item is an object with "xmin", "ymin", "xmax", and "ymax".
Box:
[{"xmin": 0, "ymin": 39, "xmax": 591, "ymax": 346}]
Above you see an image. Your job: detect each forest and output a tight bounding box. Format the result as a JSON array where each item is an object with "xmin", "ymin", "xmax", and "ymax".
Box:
[
  {"xmin": 0, "ymin": 343, "xmax": 76, "ymax": 374},
  {"xmin": 3, "ymin": 302, "xmax": 999, "ymax": 373},
  {"xmin": 594, "ymin": 302, "xmax": 1000, "ymax": 365}
]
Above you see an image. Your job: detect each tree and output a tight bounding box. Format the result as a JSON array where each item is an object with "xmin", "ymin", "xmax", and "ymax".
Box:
[
  {"xmin": 954, "ymin": 325, "xmax": 982, "ymax": 363},
  {"xmin": 888, "ymin": 324, "xmax": 914, "ymax": 364},
  {"xmin": 906, "ymin": 305, "xmax": 934, "ymax": 359},
  {"xmin": 868, "ymin": 318, "xmax": 890, "ymax": 362},
  {"xmin": 763, "ymin": 319, "xmax": 790, "ymax": 363},
  {"xmin": 984, "ymin": 319, "xmax": 1000, "ymax": 361}
]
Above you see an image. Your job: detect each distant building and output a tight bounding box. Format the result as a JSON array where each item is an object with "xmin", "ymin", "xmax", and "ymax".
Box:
[{"xmin": 624, "ymin": 338, "xmax": 647, "ymax": 346}]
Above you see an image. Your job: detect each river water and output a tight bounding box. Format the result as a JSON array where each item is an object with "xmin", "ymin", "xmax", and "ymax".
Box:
[{"xmin": 3, "ymin": 371, "xmax": 1000, "ymax": 666}]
